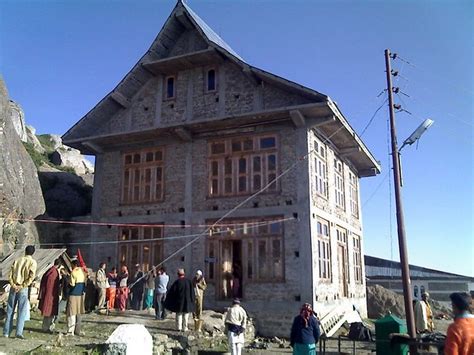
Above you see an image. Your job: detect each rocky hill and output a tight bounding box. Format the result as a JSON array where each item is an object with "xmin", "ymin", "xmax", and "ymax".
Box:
[
  {"xmin": 0, "ymin": 79, "xmax": 45, "ymax": 256},
  {"xmin": 0, "ymin": 79, "xmax": 94, "ymax": 255}
]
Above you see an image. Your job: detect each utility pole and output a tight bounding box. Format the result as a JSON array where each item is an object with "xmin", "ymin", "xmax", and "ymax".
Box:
[{"xmin": 384, "ymin": 49, "xmax": 417, "ymax": 349}]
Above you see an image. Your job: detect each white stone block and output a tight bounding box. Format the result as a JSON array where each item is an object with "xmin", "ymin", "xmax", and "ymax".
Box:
[{"xmin": 106, "ymin": 324, "xmax": 152, "ymax": 355}]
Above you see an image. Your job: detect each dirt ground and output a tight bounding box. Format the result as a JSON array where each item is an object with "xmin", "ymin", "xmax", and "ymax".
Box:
[{"xmin": 0, "ymin": 309, "xmax": 452, "ymax": 355}]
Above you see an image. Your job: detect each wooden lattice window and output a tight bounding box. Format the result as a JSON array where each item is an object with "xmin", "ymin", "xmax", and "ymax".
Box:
[
  {"xmin": 334, "ymin": 158, "xmax": 345, "ymax": 209},
  {"xmin": 118, "ymin": 226, "xmax": 164, "ymax": 272},
  {"xmin": 122, "ymin": 148, "xmax": 164, "ymax": 204},
  {"xmin": 317, "ymin": 218, "xmax": 332, "ymax": 280},
  {"xmin": 353, "ymin": 234, "xmax": 362, "ymax": 284},
  {"xmin": 208, "ymin": 135, "xmax": 278, "ymax": 197},
  {"xmin": 314, "ymin": 138, "xmax": 328, "ymax": 198},
  {"xmin": 349, "ymin": 171, "xmax": 359, "ymax": 218}
]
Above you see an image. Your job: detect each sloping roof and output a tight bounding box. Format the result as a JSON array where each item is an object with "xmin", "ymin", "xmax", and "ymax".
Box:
[
  {"xmin": 181, "ymin": 1, "xmax": 243, "ymax": 61},
  {"xmin": 0, "ymin": 248, "xmax": 71, "ymax": 282},
  {"xmin": 365, "ymin": 255, "xmax": 474, "ymax": 281},
  {"xmin": 61, "ymin": 1, "xmax": 380, "ymax": 175}
]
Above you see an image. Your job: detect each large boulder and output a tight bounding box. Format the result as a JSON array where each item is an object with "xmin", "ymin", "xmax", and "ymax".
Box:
[
  {"xmin": 38, "ymin": 165, "xmax": 93, "ymax": 219},
  {"xmin": 0, "ymin": 79, "xmax": 45, "ymax": 256},
  {"xmin": 8, "ymin": 100, "xmax": 27, "ymax": 142},
  {"xmin": 50, "ymin": 146, "xmax": 94, "ymax": 174},
  {"xmin": 25, "ymin": 125, "xmax": 45, "ymax": 154}
]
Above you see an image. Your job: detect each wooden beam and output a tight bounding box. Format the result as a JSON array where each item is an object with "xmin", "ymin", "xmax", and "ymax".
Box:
[
  {"xmin": 83, "ymin": 141, "xmax": 103, "ymax": 153},
  {"xmin": 110, "ymin": 92, "xmax": 131, "ymax": 109},
  {"xmin": 175, "ymin": 8, "xmax": 194, "ymax": 29},
  {"xmin": 175, "ymin": 127, "xmax": 192, "ymax": 142},
  {"xmin": 311, "ymin": 115, "xmax": 336, "ymax": 127},
  {"xmin": 289, "ymin": 110, "xmax": 306, "ymax": 128},
  {"xmin": 359, "ymin": 168, "xmax": 378, "ymax": 177},
  {"xmin": 339, "ymin": 146, "xmax": 361, "ymax": 156}
]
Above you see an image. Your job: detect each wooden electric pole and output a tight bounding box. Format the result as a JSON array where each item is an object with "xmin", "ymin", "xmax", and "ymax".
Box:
[{"xmin": 384, "ymin": 49, "xmax": 417, "ymax": 349}]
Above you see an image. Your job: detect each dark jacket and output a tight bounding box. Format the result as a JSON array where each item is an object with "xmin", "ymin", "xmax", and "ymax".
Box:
[
  {"xmin": 164, "ymin": 276, "xmax": 195, "ymax": 313},
  {"xmin": 290, "ymin": 315, "xmax": 321, "ymax": 346}
]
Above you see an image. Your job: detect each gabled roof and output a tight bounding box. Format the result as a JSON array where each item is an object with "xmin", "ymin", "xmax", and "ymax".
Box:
[
  {"xmin": 62, "ymin": 1, "xmax": 380, "ymax": 175},
  {"xmin": 181, "ymin": 1, "xmax": 243, "ymax": 61}
]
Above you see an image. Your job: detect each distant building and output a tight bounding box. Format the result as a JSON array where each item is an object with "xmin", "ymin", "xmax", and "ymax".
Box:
[
  {"xmin": 365, "ymin": 255, "xmax": 474, "ymax": 301},
  {"xmin": 62, "ymin": 1, "xmax": 380, "ymax": 336}
]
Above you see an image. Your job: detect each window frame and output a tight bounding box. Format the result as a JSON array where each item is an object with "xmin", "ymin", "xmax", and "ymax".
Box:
[
  {"xmin": 164, "ymin": 75, "xmax": 176, "ymax": 100},
  {"xmin": 317, "ymin": 217, "xmax": 332, "ymax": 281},
  {"xmin": 205, "ymin": 68, "xmax": 218, "ymax": 93},
  {"xmin": 349, "ymin": 171, "xmax": 359, "ymax": 218},
  {"xmin": 206, "ymin": 217, "xmax": 285, "ymax": 283},
  {"xmin": 117, "ymin": 225, "xmax": 164, "ymax": 272},
  {"xmin": 207, "ymin": 134, "xmax": 279, "ymax": 198},
  {"xmin": 313, "ymin": 139, "xmax": 328, "ymax": 199},
  {"xmin": 121, "ymin": 148, "xmax": 165, "ymax": 205},
  {"xmin": 334, "ymin": 158, "xmax": 346, "ymax": 210},
  {"xmin": 352, "ymin": 234, "xmax": 363, "ymax": 284}
]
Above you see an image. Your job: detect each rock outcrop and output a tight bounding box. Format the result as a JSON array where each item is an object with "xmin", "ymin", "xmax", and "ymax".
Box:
[{"xmin": 0, "ymin": 79, "xmax": 45, "ymax": 256}]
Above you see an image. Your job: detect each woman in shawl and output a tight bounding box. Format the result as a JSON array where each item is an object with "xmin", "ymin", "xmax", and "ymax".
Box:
[
  {"xmin": 115, "ymin": 266, "xmax": 129, "ymax": 311},
  {"xmin": 38, "ymin": 259, "xmax": 61, "ymax": 332},
  {"xmin": 290, "ymin": 303, "xmax": 320, "ymax": 355}
]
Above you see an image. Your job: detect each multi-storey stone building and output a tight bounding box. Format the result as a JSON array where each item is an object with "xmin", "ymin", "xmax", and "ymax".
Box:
[{"xmin": 63, "ymin": 1, "xmax": 380, "ymax": 335}]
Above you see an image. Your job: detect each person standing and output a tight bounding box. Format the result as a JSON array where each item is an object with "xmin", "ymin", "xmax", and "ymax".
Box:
[
  {"xmin": 224, "ymin": 299, "xmax": 248, "ymax": 355},
  {"xmin": 3, "ymin": 245, "xmax": 37, "ymax": 339},
  {"xmin": 143, "ymin": 269, "xmax": 156, "ymax": 310},
  {"xmin": 129, "ymin": 264, "xmax": 145, "ymax": 311},
  {"xmin": 290, "ymin": 303, "xmax": 321, "ymax": 355},
  {"xmin": 154, "ymin": 267, "xmax": 169, "ymax": 320},
  {"xmin": 164, "ymin": 268, "xmax": 194, "ymax": 331},
  {"xmin": 192, "ymin": 270, "xmax": 207, "ymax": 331},
  {"xmin": 444, "ymin": 292, "xmax": 474, "ymax": 355},
  {"xmin": 116, "ymin": 265, "xmax": 129, "ymax": 312},
  {"xmin": 66, "ymin": 259, "xmax": 86, "ymax": 336},
  {"xmin": 95, "ymin": 262, "xmax": 107, "ymax": 313},
  {"xmin": 38, "ymin": 258, "xmax": 61, "ymax": 333},
  {"xmin": 414, "ymin": 292, "xmax": 435, "ymax": 333},
  {"xmin": 106, "ymin": 267, "xmax": 118, "ymax": 310}
]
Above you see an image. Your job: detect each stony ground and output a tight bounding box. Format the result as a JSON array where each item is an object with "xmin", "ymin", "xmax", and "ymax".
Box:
[{"xmin": 0, "ymin": 309, "xmax": 451, "ymax": 355}]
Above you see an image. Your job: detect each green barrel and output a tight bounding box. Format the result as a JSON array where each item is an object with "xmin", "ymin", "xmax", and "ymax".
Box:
[{"xmin": 375, "ymin": 314, "xmax": 408, "ymax": 355}]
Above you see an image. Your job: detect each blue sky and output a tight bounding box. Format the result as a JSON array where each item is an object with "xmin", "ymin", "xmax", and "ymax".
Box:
[{"xmin": 1, "ymin": 0, "xmax": 472, "ymax": 276}]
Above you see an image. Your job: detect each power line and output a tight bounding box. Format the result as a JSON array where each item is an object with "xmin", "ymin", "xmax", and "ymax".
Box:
[{"xmin": 360, "ymin": 98, "xmax": 388, "ymax": 137}]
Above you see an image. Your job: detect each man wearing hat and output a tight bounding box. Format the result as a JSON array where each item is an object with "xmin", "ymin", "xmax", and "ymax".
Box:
[
  {"xmin": 192, "ymin": 269, "xmax": 207, "ymax": 331},
  {"xmin": 414, "ymin": 291, "xmax": 434, "ymax": 333},
  {"xmin": 164, "ymin": 268, "xmax": 194, "ymax": 331},
  {"xmin": 224, "ymin": 299, "xmax": 247, "ymax": 355},
  {"xmin": 445, "ymin": 292, "xmax": 474, "ymax": 355}
]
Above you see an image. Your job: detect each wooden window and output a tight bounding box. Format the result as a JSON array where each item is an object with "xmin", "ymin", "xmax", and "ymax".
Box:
[
  {"xmin": 349, "ymin": 172, "xmax": 359, "ymax": 218},
  {"xmin": 314, "ymin": 139, "xmax": 328, "ymax": 198},
  {"xmin": 207, "ymin": 68, "xmax": 217, "ymax": 92},
  {"xmin": 353, "ymin": 234, "xmax": 362, "ymax": 284},
  {"xmin": 208, "ymin": 135, "xmax": 279, "ymax": 197},
  {"xmin": 317, "ymin": 218, "xmax": 331, "ymax": 280},
  {"xmin": 117, "ymin": 226, "xmax": 164, "ymax": 271},
  {"xmin": 208, "ymin": 217, "xmax": 284, "ymax": 282},
  {"xmin": 334, "ymin": 158, "xmax": 345, "ymax": 209},
  {"xmin": 122, "ymin": 148, "xmax": 164, "ymax": 204},
  {"xmin": 165, "ymin": 76, "xmax": 175, "ymax": 99}
]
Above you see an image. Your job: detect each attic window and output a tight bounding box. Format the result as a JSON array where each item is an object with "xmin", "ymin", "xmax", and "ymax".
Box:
[
  {"xmin": 165, "ymin": 76, "xmax": 175, "ymax": 99},
  {"xmin": 207, "ymin": 69, "xmax": 216, "ymax": 92}
]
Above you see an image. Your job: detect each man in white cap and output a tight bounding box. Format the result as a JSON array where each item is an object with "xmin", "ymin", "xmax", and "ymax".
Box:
[
  {"xmin": 225, "ymin": 299, "xmax": 247, "ymax": 355},
  {"xmin": 192, "ymin": 270, "xmax": 207, "ymax": 331},
  {"xmin": 414, "ymin": 292, "xmax": 434, "ymax": 333}
]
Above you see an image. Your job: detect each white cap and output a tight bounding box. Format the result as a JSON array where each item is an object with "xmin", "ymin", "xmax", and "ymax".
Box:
[{"xmin": 196, "ymin": 270, "xmax": 203, "ymax": 276}]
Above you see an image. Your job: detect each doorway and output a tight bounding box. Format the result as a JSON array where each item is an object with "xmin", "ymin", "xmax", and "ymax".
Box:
[{"xmin": 219, "ymin": 240, "xmax": 243, "ymax": 299}]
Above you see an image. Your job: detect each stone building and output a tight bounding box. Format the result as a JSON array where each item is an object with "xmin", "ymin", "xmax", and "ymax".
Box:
[{"xmin": 62, "ymin": 1, "xmax": 380, "ymax": 335}]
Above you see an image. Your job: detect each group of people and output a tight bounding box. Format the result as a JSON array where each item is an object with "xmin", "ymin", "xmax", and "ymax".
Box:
[
  {"xmin": 3, "ymin": 246, "xmax": 473, "ymax": 355},
  {"xmin": 414, "ymin": 291, "xmax": 474, "ymax": 355}
]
